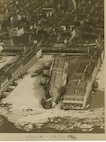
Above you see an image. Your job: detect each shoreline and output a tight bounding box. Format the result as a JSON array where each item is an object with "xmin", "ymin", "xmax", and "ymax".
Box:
[{"xmin": 0, "ymin": 55, "xmax": 104, "ymax": 132}]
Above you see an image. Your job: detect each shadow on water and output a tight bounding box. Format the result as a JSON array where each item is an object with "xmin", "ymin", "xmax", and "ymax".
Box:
[{"xmin": 0, "ymin": 115, "xmax": 26, "ymax": 133}]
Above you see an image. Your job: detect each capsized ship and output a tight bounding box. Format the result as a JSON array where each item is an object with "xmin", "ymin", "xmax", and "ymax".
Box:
[{"xmin": 41, "ymin": 56, "xmax": 68, "ymax": 109}]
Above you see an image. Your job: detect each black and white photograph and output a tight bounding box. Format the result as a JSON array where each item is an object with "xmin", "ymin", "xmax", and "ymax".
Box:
[{"xmin": 0, "ymin": 0, "xmax": 104, "ymax": 140}]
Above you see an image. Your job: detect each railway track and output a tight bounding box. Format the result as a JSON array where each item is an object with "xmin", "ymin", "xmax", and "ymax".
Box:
[{"xmin": 0, "ymin": 48, "xmax": 42, "ymax": 97}]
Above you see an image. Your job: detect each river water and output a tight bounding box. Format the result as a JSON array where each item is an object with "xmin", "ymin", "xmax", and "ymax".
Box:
[
  {"xmin": 0, "ymin": 115, "xmax": 25, "ymax": 133},
  {"xmin": 0, "ymin": 57, "xmax": 104, "ymax": 133},
  {"xmin": 0, "ymin": 114, "xmax": 104, "ymax": 133}
]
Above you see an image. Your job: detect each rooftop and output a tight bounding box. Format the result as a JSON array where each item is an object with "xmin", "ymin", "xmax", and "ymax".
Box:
[{"xmin": 64, "ymin": 46, "xmax": 103, "ymax": 100}]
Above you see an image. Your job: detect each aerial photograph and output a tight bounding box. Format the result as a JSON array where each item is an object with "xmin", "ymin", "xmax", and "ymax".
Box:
[{"xmin": 0, "ymin": 0, "xmax": 104, "ymax": 134}]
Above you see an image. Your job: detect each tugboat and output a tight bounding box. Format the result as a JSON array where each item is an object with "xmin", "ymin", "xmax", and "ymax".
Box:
[{"xmin": 92, "ymin": 80, "xmax": 98, "ymax": 91}]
